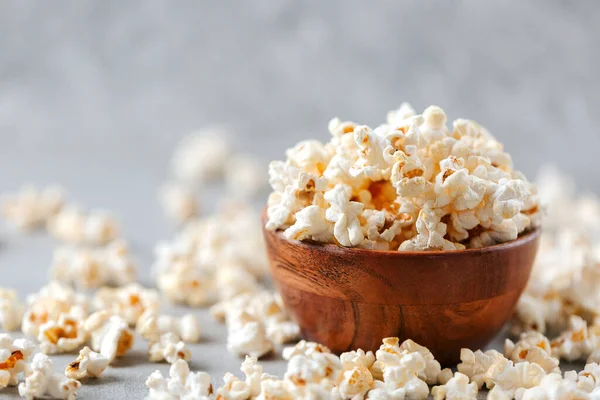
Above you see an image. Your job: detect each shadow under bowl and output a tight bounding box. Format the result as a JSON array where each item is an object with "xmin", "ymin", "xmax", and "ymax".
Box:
[{"xmin": 262, "ymin": 214, "xmax": 540, "ymax": 366}]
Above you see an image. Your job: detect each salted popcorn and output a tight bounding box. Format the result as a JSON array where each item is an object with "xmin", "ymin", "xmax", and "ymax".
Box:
[
  {"xmin": 457, "ymin": 348, "xmax": 510, "ymax": 389},
  {"xmin": 22, "ymin": 281, "xmax": 89, "ymax": 338},
  {"xmin": 38, "ymin": 314, "xmax": 87, "ymax": 355},
  {"xmin": 65, "ymin": 347, "xmax": 109, "ymax": 380},
  {"xmin": 0, "ymin": 288, "xmax": 25, "ymax": 332},
  {"xmin": 488, "ymin": 361, "xmax": 546, "ymax": 398},
  {"xmin": 337, "ymin": 349, "xmax": 375, "ymax": 399},
  {"xmin": 50, "ymin": 240, "xmax": 136, "ymax": 289},
  {"xmin": 551, "ymin": 315, "xmax": 595, "ymax": 362},
  {"xmin": 0, "ymin": 334, "xmax": 35, "ymax": 389},
  {"xmin": 0, "ymin": 184, "xmax": 64, "ymax": 231},
  {"xmin": 136, "ymin": 311, "xmax": 201, "ymax": 343},
  {"xmin": 94, "ymin": 283, "xmax": 159, "ymax": 325},
  {"xmin": 159, "ymin": 183, "xmax": 199, "ymax": 225},
  {"xmin": 226, "ymin": 310, "xmax": 273, "ymax": 359},
  {"xmin": 225, "ymin": 155, "xmax": 267, "ymax": 198},
  {"xmin": 267, "ymin": 104, "xmax": 539, "ymax": 250},
  {"xmin": 19, "ymin": 353, "xmax": 81, "ymax": 400},
  {"xmin": 84, "ymin": 311, "xmax": 134, "ymax": 362},
  {"xmin": 148, "ymin": 332, "xmax": 191, "ymax": 364},
  {"xmin": 172, "ymin": 129, "xmax": 230, "ymax": 184},
  {"xmin": 370, "ymin": 352, "xmax": 430, "ymax": 399},
  {"xmin": 48, "ymin": 206, "xmax": 119, "ymax": 245},
  {"xmin": 431, "ymin": 372, "xmax": 478, "ymax": 400},
  {"xmin": 515, "ymin": 372, "xmax": 588, "ymax": 400},
  {"xmin": 146, "ymin": 359, "xmax": 213, "ymax": 399},
  {"xmin": 504, "ymin": 331, "xmax": 560, "ymax": 373},
  {"xmin": 215, "ymin": 355, "xmax": 263, "ymax": 399}
]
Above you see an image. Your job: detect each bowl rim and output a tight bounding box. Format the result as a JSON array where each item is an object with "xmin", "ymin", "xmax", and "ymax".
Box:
[{"xmin": 263, "ymin": 211, "xmax": 541, "ymax": 257}]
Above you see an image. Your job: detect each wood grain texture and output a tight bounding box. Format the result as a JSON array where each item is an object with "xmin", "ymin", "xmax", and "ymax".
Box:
[{"xmin": 262, "ymin": 212, "xmax": 540, "ymax": 366}]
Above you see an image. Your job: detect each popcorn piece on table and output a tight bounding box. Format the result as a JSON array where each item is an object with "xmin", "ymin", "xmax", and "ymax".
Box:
[
  {"xmin": 84, "ymin": 311, "xmax": 134, "ymax": 362},
  {"xmin": 431, "ymin": 371, "xmax": 478, "ymax": 400},
  {"xmin": 48, "ymin": 206, "xmax": 119, "ymax": 245},
  {"xmin": 136, "ymin": 310, "xmax": 201, "ymax": 343},
  {"xmin": 172, "ymin": 129, "xmax": 230, "ymax": 184},
  {"xmin": 226, "ymin": 310, "xmax": 273, "ymax": 359},
  {"xmin": 504, "ymin": 331, "xmax": 560, "ymax": 374},
  {"xmin": 487, "ymin": 361, "xmax": 546, "ymax": 399},
  {"xmin": 19, "ymin": 353, "xmax": 80, "ymax": 400},
  {"xmin": 0, "ymin": 184, "xmax": 64, "ymax": 231},
  {"xmin": 225, "ymin": 154, "xmax": 267, "ymax": 199},
  {"xmin": 159, "ymin": 182, "xmax": 199, "ymax": 225},
  {"xmin": 38, "ymin": 313, "xmax": 87, "ymax": 355},
  {"xmin": 282, "ymin": 340, "xmax": 342, "ymax": 384},
  {"xmin": 94, "ymin": 283, "xmax": 159, "ymax": 325},
  {"xmin": 148, "ymin": 332, "xmax": 191, "ymax": 364},
  {"xmin": 0, "ymin": 334, "xmax": 35, "ymax": 389},
  {"xmin": 336, "ymin": 349, "xmax": 376, "ymax": 399},
  {"xmin": 457, "ymin": 348, "xmax": 510, "ymax": 389},
  {"xmin": 216, "ymin": 355, "xmax": 263, "ymax": 399},
  {"xmin": 22, "ymin": 281, "xmax": 89, "ymax": 338},
  {"xmin": 515, "ymin": 372, "xmax": 589, "ymax": 400},
  {"xmin": 51, "ymin": 239, "xmax": 137, "ymax": 289},
  {"xmin": 146, "ymin": 359, "xmax": 213, "ymax": 399},
  {"xmin": 0, "ymin": 288, "xmax": 25, "ymax": 332},
  {"xmin": 65, "ymin": 346, "xmax": 109, "ymax": 380},
  {"xmin": 551, "ymin": 315, "xmax": 595, "ymax": 362},
  {"xmin": 369, "ymin": 352, "xmax": 429, "ymax": 400}
]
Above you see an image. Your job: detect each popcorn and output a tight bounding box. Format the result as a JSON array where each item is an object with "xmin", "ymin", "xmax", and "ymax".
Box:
[
  {"xmin": 22, "ymin": 281, "xmax": 89, "ymax": 338},
  {"xmin": 159, "ymin": 183, "xmax": 199, "ymax": 225},
  {"xmin": 148, "ymin": 332, "xmax": 191, "ymax": 364},
  {"xmin": 0, "ymin": 184, "xmax": 64, "ymax": 231},
  {"xmin": 65, "ymin": 347, "xmax": 109, "ymax": 380},
  {"xmin": 267, "ymin": 104, "xmax": 539, "ymax": 250},
  {"xmin": 489, "ymin": 361, "xmax": 546, "ymax": 398},
  {"xmin": 226, "ymin": 310, "xmax": 273, "ymax": 359},
  {"xmin": 48, "ymin": 206, "xmax": 119, "ymax": 245},
  {"xmin": 457, "ymin": 348, "xmax": 510, "ymax": 389},
  {"xmin": 38, "ymin": 314, "xmax": 87, "ymax": 355},
  {"xmin": 504, "ymin": 331, "xmax": 560, "ymax": 373},
  {"xmin": 215, "ymin": 356, "xmax": 263, "ymax": 399},
  {"xmin": 0, "ymin": 334, "xmax": 35, "ymax": 389},
  {"xmin": 136, "ymin": 311, "xmax": 201, "ymax": 343},
  {"xmin": 517, "ymin": 372, "xmax": 588, "ymax": 400},
  {"xmin": 551, "ymin": 315, "xmax": 595, "ymax": 362},
  {"xmin": 572, "ymin": 363, "xmax": 600, "ymax": 394},
  {"xmin": 431, "ymin": 372, "xmax": 478, "ymax": 400},
  {"xmin": 336, "ymin": 350, "xmax": 375, "ymax": 399},
  {"xmin": 282, "ymin": 340, "xmax": 341, "ymax": 383},
  {"xmin": 94, "ymin": 283, "xmax": 159, "ymax": 325},
  {"xmin": 0, "ymin": 288, "xmax": 25, "ymax": 331},
  {"xmin": 84, "ymin": 311, "xmax": 134, "ymax": 362},
  {"xmin": 146, "ymin": 359, "xmax": 213, "ymax": 399},
  {"xmin": 225, "ymin": 155, "xmax": 267, "ymax": 198},
  {"xmin": 373, "ymin": 352, "xmax": 429, "ymax": 400},
  {"xmin": 18, "ymin": 353, "xmax": 81, "ymax": 400},
  {"xmin": 50, "ymin": 240, "xmax": 136, "ymax": 289},
  {"xmin": 172, "ymin": 129, "xmax": 230, "ymax": 184}
]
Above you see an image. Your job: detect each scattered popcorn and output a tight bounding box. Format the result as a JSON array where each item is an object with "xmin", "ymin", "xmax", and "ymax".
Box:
[
  {"xmin": 516, "ymin": 372, "xmax": 589, "ymax": 400},
  {"xmin": 267, "ymin": 104, "xmax": 540, "ymax": 250},
  {"xmin": 136, "ymin": 311, "xmax": 201, "ymax": 343},
  {"xmin": 337, "ymin": 349, "xmax": 375, "ymax": 399},
  {"xmin": 569, "ymin": 362, "xmax": 600, "ymax": 394},
  {"xmin": 226, "ymin": 310, "xmax": 273, "ymax": 359},
  {"xmin": 84, "ymin": 311, "xmax": 134, "ymax": 362},
  {"xmin": 172, "ymin": 129, "xmax": 230, "ymax": 184},
  {"xmin": 215, "ymin": 355, "xmax": 263, "ymax": 399},
  {"xmin": 159, "ymin": 182, "xmax": 199, "ymax": 225},
  {"xmin": 94, "ymin": 283, "xmax": 160, "ymax": 325},
  {"xmin": 38, "ymin": 313, "xmax": 87, "ymax": 355},
  {"xmin": 489, "ymin": 361, "xmax": 546, "ymax": 398},
  {"xmin": 0, "ymin": 184, "xmax": 64, "ymax": 231},
  {"xmin": 22, "ymin": 281, "xmax": 89, "ymax": 338},
  {"xmin": 457, "ymin": 348, "xmax": 510, "ymax": 389},
  {"xmin": 50, "ymin": 240, "xmax": 136, "ymax": 289},
  {"xmin": 431, "ymin": 371, "xmax": 478, "ymax": 400},
  {"xmin": 0, "ymin": 288, "xmax": 25, "ymax": 332},
  {"xmin": 19, "ymin": 353, "xmax": 81, "ymax": 400},
  {"xmin": 0, "ymin": 334, "xmax": 35, "ymax": 389},
  {"xmin": 146, "ymin": 359, "xmax": 213, "ymax": 399},
  {"xmin": 225, "ymin": 154, "xmax": 267, "ymax": 199},
  {"xmin": 504, "ymin": 331, "xmax": 560, "ymax": 373},
  {"xmin": 372, "ymin": 352, "xmax": 430, "ymax": 399},
  {"xmin": 551, "ymin": 315, "xmax": 595, "ymax": 362},
  {"xmin": 148, "ymin": 332, "xmax": 191, "ymax": 364},
  {"xmin": 48, "ymin": 206, "xmax": 119, "ymax": 245},
  {"xmin": 65, "ymin": 347, "xmax": 109, "ymax": 380}
]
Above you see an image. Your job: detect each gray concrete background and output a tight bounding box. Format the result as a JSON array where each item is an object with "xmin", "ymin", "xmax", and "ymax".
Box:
[{"xmin": 0, "ymin": 1, "xmax": 595, "ymax": 398}]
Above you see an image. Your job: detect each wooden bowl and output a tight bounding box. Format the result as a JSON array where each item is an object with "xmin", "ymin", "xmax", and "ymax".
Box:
[{"xmin": 262, "ymin": 212, "xmax": 540, "ymax": 366}]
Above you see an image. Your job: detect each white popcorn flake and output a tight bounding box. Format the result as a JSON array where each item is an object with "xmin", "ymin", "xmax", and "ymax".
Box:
[
  {"xmin": 0, "ymin": 184, "xmax": 64, "ymax": 231},
  {"xmin": 84, "ymin": 311, "xmax": 134, "ymax": 362},
  {"xmin": 551, "ymin": 315, "xmax": 595, "ymax": 362},
  {"xmin": 38, "ymin": 314, "xmax": 87, "ymax": 355},
  {"xmin": 146, "ymin": 359, "xmax": 213, "ymax": 399},
  {"xmin": 517, "ymin": 372, "xmax": 589, "ymax": 400},
  {"xmin": 48, "ymin": 206, "xmax": 119, "ymax": 245},
  {"xmin": 19, "ymin": 353, "xmax": 81, "ymax": 400},
  {"xmin": 216, "ymin": 355, "xmax": 263, "ymax": 399},
  {"xmin": 0, "ymin": 288, "xmax": 25, "ymax": 332},
  {"xmin": 226, "ymin": 311, "xmax": 273, "ymax": 359},
  {"xmin": 0, "ymin": 334, "xmax": 35, "ymax": 389},
  {"xmin": 65, "ymin": 346, "xmax": 109, "ymax": 380},
  {"xmin": 324, "ymin": 184, "xmax": 365, "ymax": 247},
  {"xmin": 504, "ymin": 331, "xmax": 560, "ymax": 374},
  {"xmin": 172, "ymin": 129, "xmax": 230, "ymax": 184},
  {"xmin": 336, "ymin": 352, "xmax": 375, "ymax": 399},
  {"xmin": 431, "ymin": 371, "xmax": 478, "ymax": 400},
  {"xmin": 136, "ymin": 311, "xmax": 201, "ymax": 343},
  {"xmin": 159, "ymin": 182, "xmax": 199, "ymax": 225},
  {"xmin": 457, "ymin": 348, "xmax": 510, "ymax": 389},
  {"xmin": 489, "ymin": 361, "xmax": 546, "ymax": 398},
  {"xmin": 149, "ymin": 332, "xmax": 191, "ymax": 364},
  {"xmin": 94, "ymin": 283, "xmax": 159, "ymax": 325}
]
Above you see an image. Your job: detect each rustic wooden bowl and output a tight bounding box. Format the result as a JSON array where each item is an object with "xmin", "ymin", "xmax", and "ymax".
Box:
[{"xmin": 262, "ymin": 212, "xmax": 540, "ymax": 366}]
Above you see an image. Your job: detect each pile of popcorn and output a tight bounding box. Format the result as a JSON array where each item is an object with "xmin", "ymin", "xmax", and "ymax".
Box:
[{"xmin": 266, "ymin": 103, "xmax": 540, "ymax": 250}]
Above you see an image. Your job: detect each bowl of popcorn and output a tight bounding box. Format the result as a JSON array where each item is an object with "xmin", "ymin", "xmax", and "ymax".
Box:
[{"xmin": 263, "ymin": 103, "xmax": 541, "ymax": 365}]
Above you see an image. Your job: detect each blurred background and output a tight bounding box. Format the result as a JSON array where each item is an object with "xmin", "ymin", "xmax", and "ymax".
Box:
[{"xmin": 0, "ymin": 0, "xmax": 598, "ymax": 246}]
